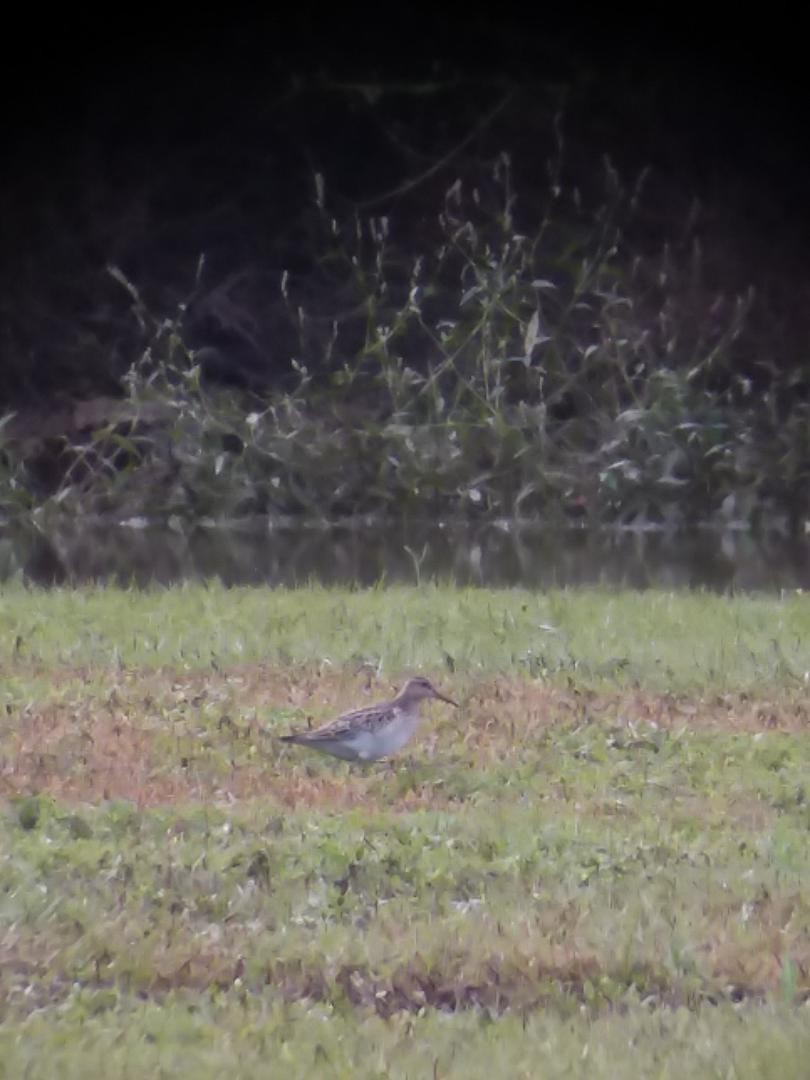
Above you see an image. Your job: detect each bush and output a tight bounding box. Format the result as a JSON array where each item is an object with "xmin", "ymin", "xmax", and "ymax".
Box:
[{"xmin": 2, "ymin": 144, "xmax": 803, "ymax": 532}]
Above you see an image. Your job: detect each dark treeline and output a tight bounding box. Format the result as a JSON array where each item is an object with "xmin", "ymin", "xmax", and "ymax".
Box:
[
  {"xmin": 2, "ymin": 16, "xmax": 809, "ymax": 531},
  {"xmin": 3, "ymin": 17, "xmax": 806, "ymax": 403}
]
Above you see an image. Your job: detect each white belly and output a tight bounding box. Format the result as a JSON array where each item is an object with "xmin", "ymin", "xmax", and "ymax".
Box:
[{"xmin": 351, "ymin": 712, "xmax": 421, "ymax": 760}]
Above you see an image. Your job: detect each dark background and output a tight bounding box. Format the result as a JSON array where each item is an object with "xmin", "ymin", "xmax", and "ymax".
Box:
[{"xmin": 3, "ymin": 10, "xmax": 808, "ymax": 405}]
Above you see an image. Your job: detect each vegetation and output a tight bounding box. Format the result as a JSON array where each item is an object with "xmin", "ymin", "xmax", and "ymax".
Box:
[
  {"xmin": 3, "ymin": 582, "xmax": 810, "ymax": 691},
  {"xmin": 3, "ymin": 137, "xmax": 809, "ymax": 535},
  {"xmin": 2, "ymin": 585, "xmax": 810, "ymax": 1075}
]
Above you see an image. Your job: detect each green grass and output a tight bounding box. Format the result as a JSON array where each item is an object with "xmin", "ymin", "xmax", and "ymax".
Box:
[
  {"xmin": 2, "ymin": 997, "xmax": 810, "ymax": 1079},
  {"xmin": 2, "ymin": 584, "xmax": 810, "ymax": 1076},
  {"xmin": 1, "ymin": 582, "xmax": 810, "ymax": 691}
]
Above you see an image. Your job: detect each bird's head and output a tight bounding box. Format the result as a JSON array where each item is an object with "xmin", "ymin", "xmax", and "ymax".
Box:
[{"xmin": 398, "ymin": 676, "xmax": 458, "ymax": 707}]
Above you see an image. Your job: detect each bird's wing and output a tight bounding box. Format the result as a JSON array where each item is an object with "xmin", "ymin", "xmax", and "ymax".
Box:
[{"xmin": 300, "ymin": 702, "xmax": 397, "ymax": 740}]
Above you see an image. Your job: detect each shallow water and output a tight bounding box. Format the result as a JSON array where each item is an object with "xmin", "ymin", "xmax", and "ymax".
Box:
[{"xmin": 2, "ymin": 520, "xmax": 809, "ymax": 591}]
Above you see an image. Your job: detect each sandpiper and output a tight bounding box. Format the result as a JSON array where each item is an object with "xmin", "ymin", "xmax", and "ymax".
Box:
[{"xmin": 280, "ymin": 676, "xmax": 458, "ymax": 762}]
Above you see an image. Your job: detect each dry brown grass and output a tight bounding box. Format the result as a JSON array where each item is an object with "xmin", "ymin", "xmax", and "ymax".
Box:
[
  {"xmin": 3, "ymin": 665, "xmax": 810, "ymax": 1028},
  {"xmin": 2, "ymin": 665, "xmax": 809, "ymax": 809}
]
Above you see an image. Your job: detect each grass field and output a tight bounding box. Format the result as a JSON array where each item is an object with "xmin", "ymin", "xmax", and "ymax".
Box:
[{"xmin": 2, "ymin": 584, "xmax": 810, "ymax": 1077}]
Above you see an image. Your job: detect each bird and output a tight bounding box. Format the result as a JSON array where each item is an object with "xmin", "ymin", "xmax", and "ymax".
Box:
[{"xmin": 279, "ymin": 676, "xmax": 458, "ymax": 762}]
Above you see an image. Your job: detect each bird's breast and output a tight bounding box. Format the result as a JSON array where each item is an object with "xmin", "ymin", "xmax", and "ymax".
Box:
[{"xmin": 367, "ymin": 710, "xmax": 420, "ymax": 756}]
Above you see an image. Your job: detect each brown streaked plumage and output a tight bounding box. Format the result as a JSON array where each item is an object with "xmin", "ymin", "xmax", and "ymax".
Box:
[{"xmin": 279, "ymin": 676, "xmax": 457, "ymax": 761}]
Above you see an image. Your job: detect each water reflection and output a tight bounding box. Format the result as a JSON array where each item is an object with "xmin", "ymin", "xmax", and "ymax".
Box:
[{"xmin": 2, "ymin": 520, "xmax": 810, "ymax": 591}]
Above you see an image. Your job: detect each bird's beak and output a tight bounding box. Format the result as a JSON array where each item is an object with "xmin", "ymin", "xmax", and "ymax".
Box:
[{"xmin": 434, "ymin": 688, "xmax": 458, "ymax": 707}]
